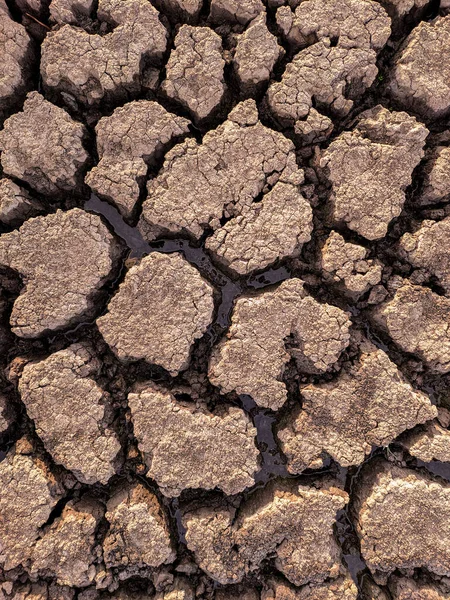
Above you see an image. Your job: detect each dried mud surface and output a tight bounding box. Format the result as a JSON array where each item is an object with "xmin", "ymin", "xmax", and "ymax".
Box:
[{"xmin": 1, "ymin": 0, "xmax": 450, "ymax": 599}]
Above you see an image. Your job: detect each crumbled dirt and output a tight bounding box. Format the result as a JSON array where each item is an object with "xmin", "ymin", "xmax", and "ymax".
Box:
[{"xmin": 2, "ymin": 1, "xmax": 450, "ymax": 598}]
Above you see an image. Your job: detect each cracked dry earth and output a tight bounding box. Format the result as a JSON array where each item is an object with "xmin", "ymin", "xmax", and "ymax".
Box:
[{"xmin": 3, "ymin": 1, "xmax": 450, "ymax": 600}]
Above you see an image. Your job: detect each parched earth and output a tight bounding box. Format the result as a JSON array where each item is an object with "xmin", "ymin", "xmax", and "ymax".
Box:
[{"xmin": 1, "ymin": 0, "xmax": 450, "ymax": 599}]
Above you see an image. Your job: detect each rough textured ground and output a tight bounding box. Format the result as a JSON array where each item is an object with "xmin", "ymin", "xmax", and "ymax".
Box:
[{"xmin": 0, "ymin": 1, "xmax": 450, "ymax": 599}]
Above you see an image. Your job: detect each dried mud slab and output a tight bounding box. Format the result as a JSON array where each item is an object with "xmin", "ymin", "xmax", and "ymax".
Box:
[
  {"xmin": 205, "ymin": 179, "xmax": 312, "ymax": 275},
  {"xmin": 277, "ymin": 343, "xmax": 437, "ymax": 473},
  {"xmin": 418, "ymin": 144, "xmax": 450, "ymax": 205},
  {"xmin": 209, "ymin": 278, "xmax": 350, "ymax": 411},
  {"xmin": 0, "ymin": 0, "xmax": 35, "ymax": 123},
  {"xmin": 161, "ymin": 25, "xmax": 225, "ymax": 124},
  {"xmin": 399, "ymin": 218, "xmax": 450, "ymax": 294},
  {"xmin": 402, "ymin": 419, "xmax": 450, "ymax": 463},
  {"xmin": 0, "ymin": 179, "xmax": 44, "ymax": 228},
  {"xmin": 234, "ymin": 13, "xmax": 283, "ymax": 93},
  {"xmin": 0, "ymin": 208, "xmax": 122, "ymax": 338},
  {"xmin": 182, "ymin": 480, "xmax": 348, "ymax": 585},
  {"xmin": 0, "ymin": 92, "xmax": 89, "ymax": 197},
  {"xmin": 30, "ymin": 499, "xmax": 103, "ymax": 588},
  {"xmin": 372, "ymin": 281, "xmax": 450, "ymax": 373},
  {"xmin": 320, "ymin": 231, "xmax": 383, "ymax": 299},
  {"xmin": 85, "ymin": 101, "xmax": 190, "ymax": 219},
  {"xmin": 0, "ymin": 439, "xmax": 64, "ymax": 571},
  {"xmin": 103, "ymin": 482, "xmax": 175, "ymax": 576},
  {"xmin": 354, "ymin": 462, "xmax": 450, "ymax": 582},
  {"xmin": 128, "ymin": 382, "xmax": 259, "ymax": 496},
  {"xmin": 209, "ymin": 0, "xmax": 265, "ymax": 26},
  {"xmin": 268, "ymin": 0, "xmax": 390, "ymax": 131},
  {"xmin": 262, "ymin": 576, "xmax": 358, "ymax": 599},
  {"xmin": 321, "ymin": 105, "xmax": 428, "ymax": 240},
  {"xmin": 388, "ymin": 16, "xmax": 450, "ymax": 120},
  {"xmin": 97, "ymin": 253, "xmax": 215, "ymax": 375},
  {"xmin": 40, "ymin": 0, "xmax": 168, "ymax": 107},
  {"xmin": 18, "ymin": 344, "xmax": 121, "ymax": 485},
  {"xmin": 138, "ymin": 100, "xmax": 304, "ymax": 243}
]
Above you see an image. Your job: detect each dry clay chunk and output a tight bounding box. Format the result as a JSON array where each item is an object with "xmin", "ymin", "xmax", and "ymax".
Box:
[
  {"xmin": 399, "ymin": 218, "xmax": 450, "ymax": 294},
  {"xmin": 86, "ymin": 101, "xmax": 190, "ymax": 219},
  {"xmin": 295, "ymin": 109, "xmax": 334, "ymax": 146},
  {"xmin": 389, "ymin": 17, "xmax": 450, "ymax": 119},
  {"xmin": 402, "ymin": 420, "xmax": 450, "ymax": 464},
  {"xmin": 0, "ymin": 0, "xmax": 35, "ymax": 122},
  {"xmin": 30, "ymin": 499, "xmax": 103, "ymax": 588},
  {"xmin": 234, "ymin": 13, "xmax": 282, "ymax": 91},
  {"xmin": 139, "ymin": 100, "xmax": 304, "ymax": 242},
  {"xmin": 97, "ymin": 253, "xmax": 215, "ymax": 375},
  {"xmin": 209, "ymin": 278, "xmax": 350, "ymax": 411},
  {"xmin": 267, "ymin": 0, "xmax": 390, "ymax": 129},
  {"xmin": 40, "ymin": 0, "xmax": 168, "ymax": 107},
  {"xmin": 277, "ymin": 345, "xmax": 437, "ymax": 473},
  {"xmin": 0, "ymin": 92, "xmax": 89, "ymax": 197},
  {"xmin": 419, "ymin": 145, "xmax": 450, "ymax": 205},
  {"xmin": 162, "ymin": 26, "xmax": 225, "ymax": 124},
  {"xmin": 262, "ymin": 576, "xmax": 358, "ymax": 599},
  {"xmin": 209, "ymin": 0, "xmax": 265, "ymax": 25},
  {"xmin": 354, "ymin": 462, "xmax": 450, "ymax": 581},
  {"xmin": 128, "ymin": 383, "xmax": 259, "ymax": 496},
  {"xmin": 183, "ymin": 480, "xmax": 348, "ymax": 585},
  {"xmin": 0, "ymin": 179, "xmax": 43, "ymax": 227},
  {"xmin": 320, "ymin": 231, "xmax": 382, "ymax": 298},
  {"xmin": 0, "ymin": 209, "xmax": 122, "ymax": 338},
  {"xmin": 19, "ymin": 344, "xmax": 121, "ymax": 485},
  {"xmin": 276, "ymin": 0, "xmax": 390, "ymax": 51},
  {"xmin": 372, "ymin": 281, "xmax": 450, "ymax": 373},
  {"xmin": 205, "ymin": 180, "xmax": 312, "ymax": 275},
  {"xmin": 0, "ymin": 440, "xmax": 64, "ymax": 571},
  {"xmin": 103, "ymin": 482, "xmax": 175, "ymax": 574},
  {"xmin": 321, "ymin": 105, "xmax": 428, "ymax": 240},
  {"xmin": 389, "ymin": 577, "xmax": 450, "ymax": 599}
]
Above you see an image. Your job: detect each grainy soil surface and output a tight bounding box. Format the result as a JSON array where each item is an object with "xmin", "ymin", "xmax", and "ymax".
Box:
[{"xmin": 0, "ymin": 0, "xmax": 450, "ymax": 599}]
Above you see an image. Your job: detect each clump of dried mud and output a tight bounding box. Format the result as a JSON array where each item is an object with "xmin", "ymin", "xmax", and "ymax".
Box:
[{"xmin": 0, "ymin": 0, "xmax": 450, "ymax": 599}]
